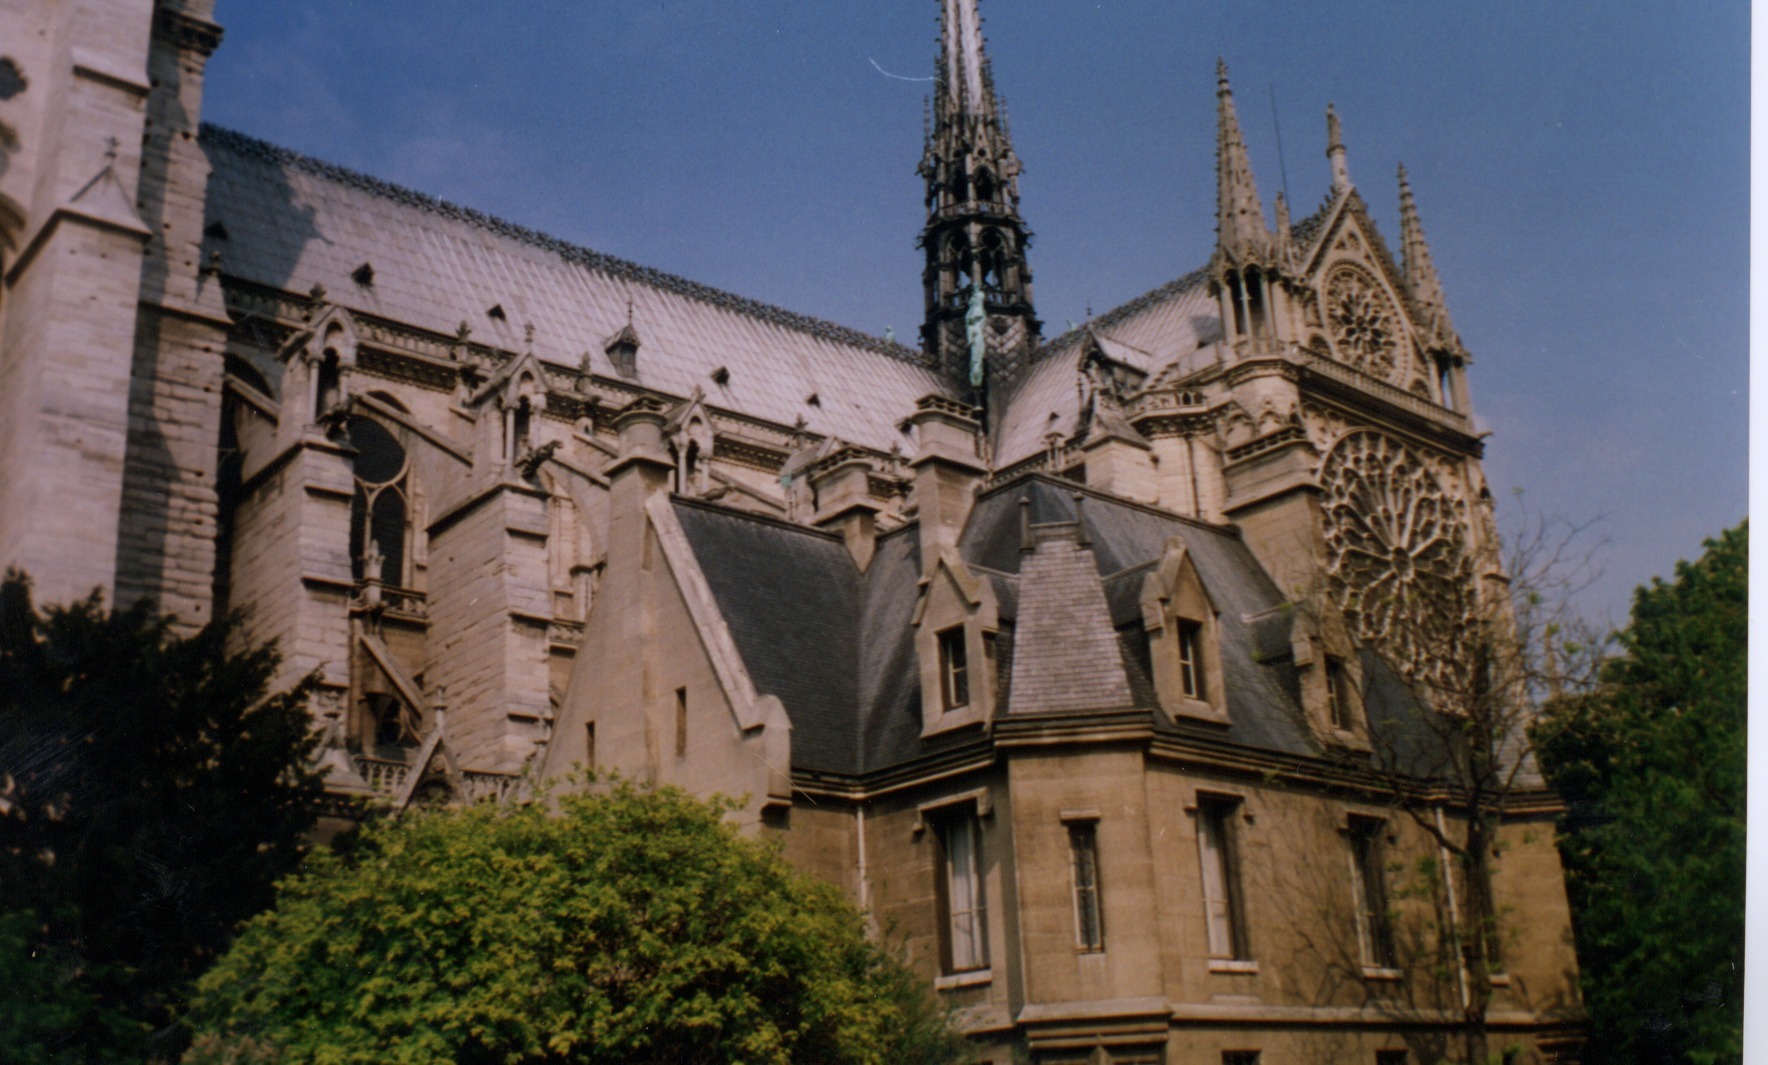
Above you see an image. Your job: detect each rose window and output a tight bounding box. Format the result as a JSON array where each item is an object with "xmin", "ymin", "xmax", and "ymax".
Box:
[
  {"xmin": 1324, "ymin": 265, "xmax": 1401, "ymax": 380},
  {"xmin": 1319, "ymin": 430, "xmax": 1471, "ymax": 689}
]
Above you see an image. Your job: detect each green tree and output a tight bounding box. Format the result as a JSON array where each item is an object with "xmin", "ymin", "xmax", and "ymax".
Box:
[
  {"xmin": 0, "ymin": 572, "xmax": 324, "ymax": 1063},
  {"xmin": 187, "ymin": 779, "xmax": 969, "ymax": 1065},
  {"xmin": 1535, "ymin": 522, "xmax": 1746, "ymax": 1064}
]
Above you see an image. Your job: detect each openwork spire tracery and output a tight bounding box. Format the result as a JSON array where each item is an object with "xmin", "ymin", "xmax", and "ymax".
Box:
[{"xmin": 918, "ymin": 0, "xmax": 1040, "ymax": 408}]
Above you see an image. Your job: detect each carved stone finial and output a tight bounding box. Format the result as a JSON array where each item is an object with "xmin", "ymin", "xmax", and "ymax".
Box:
[
  {"xmin": 1214, "ymin": 59, "xmax": 1270, "ymax": 263},
  {"xmin": 1397, "ymin": 163, "xmax": 1460, "ymax": 352},
  {"xmin": 1326, "ymin": 103, "xmax": 1351, "ymax": 193}
]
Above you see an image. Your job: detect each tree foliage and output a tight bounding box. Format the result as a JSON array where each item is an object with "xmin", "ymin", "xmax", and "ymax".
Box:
[
  {"xmin": 1535, "ymin": 521, "xmax": 1746, "ymax": 1064},
  {"xmin": 0, "ymin": 573, "xmax": 323, "ymax": 1063},
  {"xmin": 188, "ymin": 779, "xmax": 969, "ymax": 1065}
]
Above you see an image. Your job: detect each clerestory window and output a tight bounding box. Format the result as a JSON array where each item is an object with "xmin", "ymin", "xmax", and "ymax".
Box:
[{"xmin": 346, "ymin": 416, "xmax": 409, "ymax": 587}]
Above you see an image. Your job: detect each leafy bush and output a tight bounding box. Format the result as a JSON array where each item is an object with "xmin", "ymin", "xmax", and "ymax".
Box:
[{"xmin": 189, "ymin": 779, "xmax": 968, "ymax": 1065}]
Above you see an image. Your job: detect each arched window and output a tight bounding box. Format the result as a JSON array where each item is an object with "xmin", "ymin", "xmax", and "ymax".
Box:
[
  {"xmin": 949, "ymin": 233, "xmax": 972, "ymax": 280},
  {"xmin": 346, "ymin": 416, "xmax": 409, "ymax": 586},
  {"xmin": 980, "ymin": 229, "xmax": 1006, "ymax": 291},
  {"xmin": 509, "ymin": 396, "xmax": 534, "ymax": 459},
  {"xmin": 1244, "ymin": 267, "xmax": 1268, "ymax": 337},
  {"xmin": 314, "ymin": 350, "xmax": 341, "ymax": 419},
  {"xmin": 682, "ymin": 440, "xmax": 700, "ymax": 494},
  {"xmin": 1435, "ymin": 355, "xmax": 1456, "ymax": 410},
  {"xmin": 973, "ymin": 168, "xmax": 995, "ymax": 203}
]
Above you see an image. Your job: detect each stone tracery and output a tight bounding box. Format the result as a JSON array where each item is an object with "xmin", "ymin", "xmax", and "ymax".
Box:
[
  {"xmin": 1324, "ymin": 263, "xmax": 1401, "ymax": 381},
  {"xmin": 1319, "ymin": 429, "xmax": 1472, "ymax": 688}
]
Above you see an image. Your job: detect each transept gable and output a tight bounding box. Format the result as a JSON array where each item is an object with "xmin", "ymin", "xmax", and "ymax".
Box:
[{"xmin": 1297, "ymin": 197, "xmax": 1440, "ymax": 397}]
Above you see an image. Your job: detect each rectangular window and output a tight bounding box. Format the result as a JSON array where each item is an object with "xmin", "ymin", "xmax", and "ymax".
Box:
[
  {"xmin": 1198, "ymin": 799, "xmax": 1248, "ymax": 959},
  {"xmin": 584, "ymin": 722, "xmax": 596, "ymax": 768},
  {"xmin": 674, "ymin": 687, "xmax": 688, "ymax": 757},
  {"xmin": 1068, "ymin": 822, "xmax": 1104, "ymax": 952},
  {"xmin": 1222, "ymin": 1052, "xmax": 1261, "ymax": 1065},
  {"xmin": 1376, "ymin": 1051, "xmax": 1409, "ymax": 1065},
  {"xmin": 936, "ymin": 812, "xmax": 988, "ymax": 972},
  {"xmin": 1177, "ymin": 620, "xmax": 1205, "ymax": 700},
  {"xmin": 938, "ymin": 627, "xmax": 970, "ymax": 710},
  {"xmin": 1349, "ymin": 818, "xmax": 1397, "ymax": 969},
  {"xmin": 1326, "ymin": 655, "xmax": 1352, "ymax": 729}
]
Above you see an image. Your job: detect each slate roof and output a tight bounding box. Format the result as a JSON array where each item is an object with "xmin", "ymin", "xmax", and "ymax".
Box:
[
  {"xmin": 960, "ymin": 477, "xmax": 1319, "ymax": 758},
  {"xmin": 199, "ymin": 126, "xmax": 956, "ymax": 456},
  {"xmin": 667, "ymin": 472, "xmax": 1343, "ymax": 778},
  {"xmin": 670, "ymin": 501, "xmax": 861, "ymax": 773},
  {"xmin": 1007, "ymin": 527, "xmax": 1136, "ymax": 715},
  {"xmin": 992, "ymin": 269, "xmax": 1223, "ymax": 468}
]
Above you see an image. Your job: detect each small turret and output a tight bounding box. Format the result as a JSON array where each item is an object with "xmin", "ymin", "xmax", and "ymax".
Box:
[
  {"xmin": 1398, "ymin": 163, "xmax": 1471, "ymax": 411},
  {"xmin": 1397, "ymin": 163, "xmax": 1461, "ymax": 353},
  {"xmin": 1211, "ymin": 61, "xmax": 1293, "ymax": 355},
  {"xmin": 1213, "ymin": 60, "xmax": 1270, "ymax": 265}
]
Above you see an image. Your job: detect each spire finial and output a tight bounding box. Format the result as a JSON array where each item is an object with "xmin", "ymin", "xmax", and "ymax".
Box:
[
  {"xmin": 1397, "ymin": 163, "xmax": 1461, "ymax": 352},
  {"xmin": 942, "ymin": 0, "xmax": 989, "ymax": 116},
  {"xmin": 1214, "ymin": 60, "xmax": 1269, "ymax": 262},
  {"xmin": 1325, "ymin": 103, "xmax": 1351, "ymax": 193}
]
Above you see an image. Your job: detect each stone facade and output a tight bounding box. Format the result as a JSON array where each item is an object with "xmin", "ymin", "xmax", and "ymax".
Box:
[{"xmin": 0, "ymin": 0, "xmax": 1585, "ymax": 1060}]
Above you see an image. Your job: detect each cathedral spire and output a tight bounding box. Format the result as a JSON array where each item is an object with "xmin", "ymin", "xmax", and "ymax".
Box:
[
  {"xmin": 919, "ymin": 0, "xmax": 1040, "ymax": 411},
  {"xmin": 1214, "ymin": 60, "xmax": 1269, "ymax": 264},
  {"xmin": 1397, "ymin": 163, "xmax": 1461, "ymax": 352},
  {"xmin": 1325, "ymin": 103, "xmax": 1352, "ymax": 193},
  {"xmin": 942, "ymin": 0, "xmax": 989, "ymax": 117}
]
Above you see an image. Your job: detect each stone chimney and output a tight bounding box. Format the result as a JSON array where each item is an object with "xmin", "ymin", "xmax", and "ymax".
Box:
[
  {"xmin": 907, "ymin": 395, "xmax": 986, "ymax": 565},
  {"xmin": 809, "ymin": 446, "xmax": 881, "ymax": 571}
]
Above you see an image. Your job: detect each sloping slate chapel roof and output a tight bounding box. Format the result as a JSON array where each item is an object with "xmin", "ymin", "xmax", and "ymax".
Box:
[{"xmin": 671, "ymin": 475, "xmax": 1323, "ymax": 777}]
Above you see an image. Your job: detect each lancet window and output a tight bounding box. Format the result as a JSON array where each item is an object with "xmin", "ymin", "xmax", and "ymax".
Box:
[{"xmin": 347, "ymin": 416, "xmax": 410, "ymax": 587}]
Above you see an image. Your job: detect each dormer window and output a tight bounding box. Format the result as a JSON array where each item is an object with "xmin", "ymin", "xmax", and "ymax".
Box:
[
  {"xmin": 1141, "ymin": 537, "xmax": 1227, "ymax": 724},
  {"xmin": 914, "ymin": 552, "xmax": 999, "ymax": 736},
  {"xmin": 1177, "ymin": 619, "xmax": 1207, "ymax": 700},
  {"xmin": 938, "ymin": 626, "xmax": 970, "ymax": 710}
]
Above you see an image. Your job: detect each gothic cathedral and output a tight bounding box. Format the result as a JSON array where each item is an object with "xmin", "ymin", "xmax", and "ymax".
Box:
[{"xmin": 0, "ymin": 0, "xmax": 1585, "ymax": 1060}]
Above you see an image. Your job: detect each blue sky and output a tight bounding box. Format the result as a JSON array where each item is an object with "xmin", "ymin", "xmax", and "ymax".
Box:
[{"xmin": 202, "ymin": 1, "xmax": 1748, "ymax": 627}]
